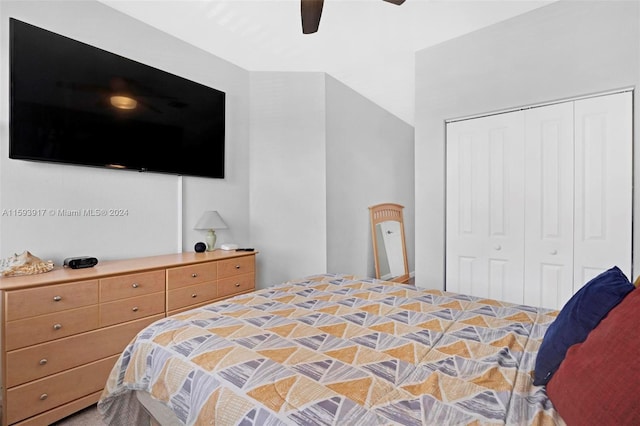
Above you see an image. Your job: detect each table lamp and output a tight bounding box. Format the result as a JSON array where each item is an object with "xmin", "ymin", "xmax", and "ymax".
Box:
[{"xmin": 194, "ymin": 211, "xmax": 228, "ymax": 251}]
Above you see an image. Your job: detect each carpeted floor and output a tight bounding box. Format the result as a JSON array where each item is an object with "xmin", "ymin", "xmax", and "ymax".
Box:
[{"xmin": 50, "ymin": 404, "xmax": 104, "ymax": 426}]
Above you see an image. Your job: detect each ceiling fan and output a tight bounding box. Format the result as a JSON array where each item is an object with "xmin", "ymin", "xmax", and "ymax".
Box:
[{"xmin": 301, "ymin": 0, "xmax": 406, "ymax": 34}]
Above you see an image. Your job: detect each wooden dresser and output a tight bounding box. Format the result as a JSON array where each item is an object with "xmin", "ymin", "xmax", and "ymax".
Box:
[{"xmin": 0, "ymin": 250, "xmax": 257, "ymax": 426}]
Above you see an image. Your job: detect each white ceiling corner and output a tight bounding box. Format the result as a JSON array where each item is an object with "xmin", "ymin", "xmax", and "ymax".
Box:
[{"xmin": 98, "ymin": 0, "xmax": 556, "ymax": 125}]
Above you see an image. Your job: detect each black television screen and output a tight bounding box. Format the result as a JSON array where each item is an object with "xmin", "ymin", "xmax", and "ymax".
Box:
[{"xmin": 9, "ymin": 18, "xmax": 225, "ymax": 178}]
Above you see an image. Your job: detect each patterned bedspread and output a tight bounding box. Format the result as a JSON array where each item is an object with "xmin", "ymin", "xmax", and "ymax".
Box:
[{"xmin": 98, "ymin": 274, "xmax": 565, "ymax": 425}]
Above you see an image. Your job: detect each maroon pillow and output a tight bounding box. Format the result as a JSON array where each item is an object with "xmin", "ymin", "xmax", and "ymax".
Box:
[{"xmin": 546, "ymin": 287, "xmax": 640, "ymax": 424}]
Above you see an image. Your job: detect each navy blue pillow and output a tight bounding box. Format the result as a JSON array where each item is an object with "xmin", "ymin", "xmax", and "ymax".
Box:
[{"xmin": 533, "ymin": 266, "xmax": 634, "ymax": 386}]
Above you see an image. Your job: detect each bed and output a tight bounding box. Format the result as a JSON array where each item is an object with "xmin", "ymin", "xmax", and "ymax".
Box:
[{"xmin": 97, "ymin": 273, "xmax": 565, "ymax": 425}]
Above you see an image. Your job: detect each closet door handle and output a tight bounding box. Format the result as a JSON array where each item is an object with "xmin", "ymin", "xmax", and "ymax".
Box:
[
  {"xmin": 494, "ymin": 245, "xmax": 502, "ymax": 251},
  {"xmin": 550, "ymin": 249, "xmax": 558, "ymax": 255}
]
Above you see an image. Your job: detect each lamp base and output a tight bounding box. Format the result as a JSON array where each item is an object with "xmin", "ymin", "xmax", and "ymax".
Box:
[{"xmin": 206, "ymin": 230, "xmax": 217, "ymax": 251}]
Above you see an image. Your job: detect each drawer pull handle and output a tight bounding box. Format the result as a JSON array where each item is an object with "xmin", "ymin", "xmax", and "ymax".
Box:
[
  {"xmin": 235, "ymin": 265, "xmax": 241, "ymax": 269},
  {"xmin": 53, "ymin": 295, "xmax": 62, "ymax": 302},
  {"xmin": 132, "ymin": 306, "xmax": 139, "ymax": 312},
  {"xmin": 39, "ymin": 359, "xmax": 48, "ymax": 366},
  {"xmin": 132, "ymin": 283, "xmax": 139, "ymax": 288},
  {"xmin": 235, "ymin": 283, "xmax": 241, "ymax": 288},
  {"xmin": 191, "ymin": 293, "xmax": 198, "ymax": 298},
  {"xmin": 53, "ymin": 324, "xmax": 62, "ymax": 330},
  {"xmin": 40, "ymin": 393, "xmax": 48, "ymax": 401}
]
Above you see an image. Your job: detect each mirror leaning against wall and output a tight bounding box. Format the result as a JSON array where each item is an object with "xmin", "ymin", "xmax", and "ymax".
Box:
[{"xmin": 369, "ymin": 203, "xmax": 410, "ymax": 283}]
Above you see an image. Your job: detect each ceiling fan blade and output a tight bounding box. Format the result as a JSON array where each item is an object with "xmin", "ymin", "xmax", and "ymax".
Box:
[
  {"xmin": 301, "ymin": 0, "xmax": 324, "ymax": 34},
  {"xmin": 383, "ymin": 0, "xmax": 405, "ymax": 5}
]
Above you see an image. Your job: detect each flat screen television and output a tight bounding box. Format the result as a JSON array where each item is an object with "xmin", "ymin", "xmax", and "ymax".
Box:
[{"xmin": 9, "ymin": 18, "xmax": 226, "ymax": 178}]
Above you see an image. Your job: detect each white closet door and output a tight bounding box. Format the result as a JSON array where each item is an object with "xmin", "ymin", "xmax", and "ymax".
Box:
[
  {"xmin": 573, "ymin": 92, "xmax": 633, "ymax": 288},
  {"xmin": 523, "ymin": 102, "xmax": 575, "ymax": 309},
  {"xmin": 446, "ymin": 111, "xmax": 525, "ymax": 303}
]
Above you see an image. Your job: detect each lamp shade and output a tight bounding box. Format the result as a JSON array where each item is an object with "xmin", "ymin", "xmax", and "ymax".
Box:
[{"xmin": 194, "ymin": 211, "xmax": 228, "ymax": 230}]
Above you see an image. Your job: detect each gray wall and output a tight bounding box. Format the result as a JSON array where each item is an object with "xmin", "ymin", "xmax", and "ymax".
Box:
[
  {"xmin": 325, "ymin": 75, "xmax": 414, "ymax": 278},
  {"xmin": 249, "ymin": 72, "xmax": 328, "ymax": 288},
  {"xmin": 249, "ymin": 73, "xmax": 415, "ymax": 288},
  {"xmin": 414, "ymin": 0, "xmax": 640, "ymax": 289}
]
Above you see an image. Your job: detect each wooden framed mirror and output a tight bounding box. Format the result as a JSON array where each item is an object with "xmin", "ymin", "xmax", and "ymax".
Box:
[{"xmin": 369, "ymin": 203, "xmax": 409, "ymax": 283}]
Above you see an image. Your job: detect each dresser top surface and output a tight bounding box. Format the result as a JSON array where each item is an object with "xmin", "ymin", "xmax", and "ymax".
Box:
[{"xmin": 0, "ymin": 250, "xmax": 257, "ymax": 291}]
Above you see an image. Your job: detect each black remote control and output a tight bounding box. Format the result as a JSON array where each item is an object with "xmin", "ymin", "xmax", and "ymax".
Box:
[{"xmin": 235, "ymin": 248, "xmax": 254, "ymax": 252}]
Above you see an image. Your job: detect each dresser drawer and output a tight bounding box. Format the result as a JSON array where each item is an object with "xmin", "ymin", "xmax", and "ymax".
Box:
[
  {"xmin": 6, "ymin": 354, "xmax": 119, "ymax": 425},
  {"xmin": 100, "ymin": 292, "xmax": 165, "ymax": 327},
  {"xmin": 100, "ymin": 270, "xmax": 165, "ymax": 302},
  {"xmin": 218, "ymin": 273, "xmax": 255, "ymax": 299},
  {"xmin": 166, "ymin": 262, "xmax": 217, "ymax": 290},
  {"xmin": 218, "ymin": 256, "xmax": 255, "ymax": 279},
  {"xmin": 167, "ymin": 281, "xmax": 218, "ymax": 311},
  {"xmin": 6, "ymin": 306, "xmax": 100, "ymax": 351},
  {"xmin": 5, "ymin": 280, "xmax": 99, "ymax": 321},
  {"xmin": 6, "ymin": 314, "xmax": 163, "ymax": 387}
]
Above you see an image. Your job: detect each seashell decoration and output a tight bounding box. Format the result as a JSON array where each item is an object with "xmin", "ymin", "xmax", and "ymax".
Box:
[{"xmin": 1, "ymin": 251, "xmax": 54, "ymax": 277}]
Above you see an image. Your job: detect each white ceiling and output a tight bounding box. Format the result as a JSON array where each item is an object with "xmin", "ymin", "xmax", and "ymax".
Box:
[{"xmin": 99, "ymin": 0, "xmax": 556, "ymax": 124}]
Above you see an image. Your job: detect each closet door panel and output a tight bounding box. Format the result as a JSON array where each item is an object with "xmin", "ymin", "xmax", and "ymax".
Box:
[
  {"xmin": 487, "ymin": 124, "xmax": 525, "ymax": 303},
  {"xmin": 573, "ymin": 92, "xmax": 632, "ymax": 288},
  {"xmin": 446, "ymin": 111, "xmax": 525, "ymax": 303},
  {"xmin": 446, "ymin": 125, "xmax": 489, "ymax": 297},
  {"xmin": 446, "ymin": 91, "xmax": 632, "ymax": 309},
  {"xmin": 523, "ymin": 102, "xmax": 574, "ymax": 310}
]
